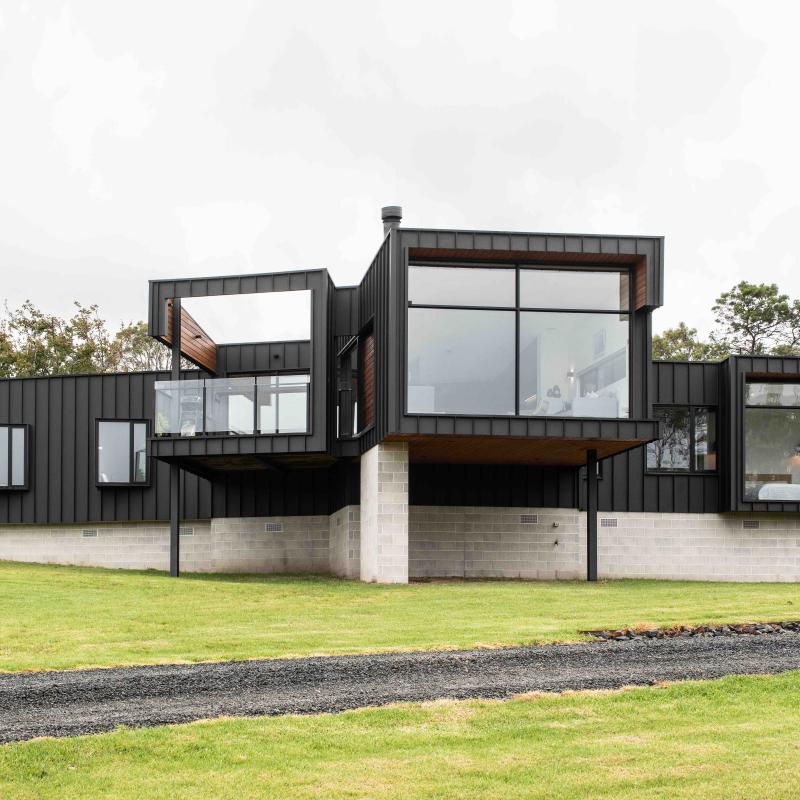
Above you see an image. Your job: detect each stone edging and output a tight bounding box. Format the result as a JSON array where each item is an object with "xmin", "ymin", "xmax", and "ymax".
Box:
[{"xmin": 583, "ymin": 621, "xmax": 800, "ymax": 641}]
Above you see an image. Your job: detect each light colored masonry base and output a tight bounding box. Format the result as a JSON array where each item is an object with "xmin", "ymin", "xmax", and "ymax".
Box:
[{"xmin": 0, "ymin": 507, "xmax": 798, "ymax": 582}]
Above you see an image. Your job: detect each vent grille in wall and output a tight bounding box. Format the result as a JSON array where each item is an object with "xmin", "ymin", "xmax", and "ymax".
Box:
[
  {"xmin": 265, "ymin": 522, "xmax": 283, "ymax": 533},
  {"xmin": 81, "ymin": 529, "xmax": 98, "ymax": 538},
  {"xmin": 520, "ymin": 514, "xmax": 538, "ymax": 524},
  {"xmin": 180, "ymin": 527, "xmax": 194, "ymax": 536},
  {"xmin": 600, "ymin": 518, "xmax": 618, "ymax": 528},
  {"xmin": 742, "ymin": 520, "xmax": 760, "ymax": 530}
]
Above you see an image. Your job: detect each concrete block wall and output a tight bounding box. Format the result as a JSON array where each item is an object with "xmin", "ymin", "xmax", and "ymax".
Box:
[
  {"xmin": 328, "ymin": 505, "xmax": 360, "ymax": 578},
  {"xmin": 206, "ymin": 516, "xmax": 330, "ymax": 574},
  {"xmin": 409, "ymin": 506, "xmax": 800, "ymax": 582},
  {"xmin": 597, "ymin": 512, "xmax": 800, "ymax": 582},
  {"xmin": 1, "ymin": 506, "xmax": 798, "ymax": 582},
  {"xmin": 0, "ymin": 516, "xmax": 331, "ymax": 574},
  {"xmin": 0, "ymin": 522, "xmax": 209, "ymax": 571},
  {"xmin": 360, "ymin": 442, "xmax": 409, "ymax": 583},
  {"xmin": 409, "ymin": 507, "xmax": 585, "ymax": 580}
]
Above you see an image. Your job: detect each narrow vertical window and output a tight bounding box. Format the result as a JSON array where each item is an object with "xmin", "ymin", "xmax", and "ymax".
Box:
[
  {"xmin": 0, "ymin": 425, "xmax": 28, "ymax": 489},
  {"xmin": 0, "ymin": 427, "xmax": 8, "ymax": 487}
]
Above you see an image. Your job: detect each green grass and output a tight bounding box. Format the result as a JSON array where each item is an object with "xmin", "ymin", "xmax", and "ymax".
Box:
[
  {"xmin": 2, "ymin": 672, "xmax": 800, "ymax": 798},
  {"xmin": 1, "ymin": 561, "xmax": 798, "ymax": 672}
]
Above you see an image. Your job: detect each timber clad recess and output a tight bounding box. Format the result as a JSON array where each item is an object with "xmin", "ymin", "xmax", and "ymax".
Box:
[
  {"xmin": 164, "ymin": 300, "xmax": 217, "ymax": 373},
  {"xmin": 3, "ymin": 207, "xmax": 800, "ymax": 585}
]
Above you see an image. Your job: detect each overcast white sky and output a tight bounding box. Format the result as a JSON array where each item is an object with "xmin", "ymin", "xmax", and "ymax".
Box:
[{"xmin": 1, "ymin": 1, "xmax": 799, "ymax": 338}]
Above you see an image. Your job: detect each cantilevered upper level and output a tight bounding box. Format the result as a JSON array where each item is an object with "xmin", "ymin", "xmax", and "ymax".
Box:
[{"xmin": 145, "ymin": 206, "xmax": 664, "ymax": 475}]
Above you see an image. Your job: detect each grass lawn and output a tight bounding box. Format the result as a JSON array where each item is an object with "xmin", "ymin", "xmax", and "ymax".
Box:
[
  {"xmin": 1, "ymin": 672, "xmax": 799, "ymax": 798},
  {"xmin": 1, "ymin": 561, "xmax": 798, "ymax": 672}
]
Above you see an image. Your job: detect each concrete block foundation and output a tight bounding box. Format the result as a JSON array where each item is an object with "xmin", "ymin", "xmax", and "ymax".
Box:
[{"xmin": 0, "ymin": 505, "xmax": 798, "ymax": 582}]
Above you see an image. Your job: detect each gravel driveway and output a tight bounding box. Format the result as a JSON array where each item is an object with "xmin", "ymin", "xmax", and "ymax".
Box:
[{"xmin": 2, "ymin": 632, "xmax": 800, "ymax": 744}]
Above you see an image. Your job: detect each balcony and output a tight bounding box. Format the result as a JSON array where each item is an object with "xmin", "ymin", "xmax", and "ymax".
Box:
[{"xmin": 154, "ymin": 375, "xmax": 310, "ymax": 437}]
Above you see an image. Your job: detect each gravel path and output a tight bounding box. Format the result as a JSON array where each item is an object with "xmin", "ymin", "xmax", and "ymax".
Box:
[{"xmin": 2, "ymin": 632, "xmax": 800, "ymax": 744}]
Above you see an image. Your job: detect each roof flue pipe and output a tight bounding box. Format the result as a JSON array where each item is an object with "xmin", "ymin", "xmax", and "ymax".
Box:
[{"xmin": 382, "ymin": 205, "xmax": 402, "ymax": 237}]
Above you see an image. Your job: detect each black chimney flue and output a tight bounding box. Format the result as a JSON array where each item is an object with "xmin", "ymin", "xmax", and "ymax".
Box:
[{"xmin": 381, "ymin": 205, "xmax": 402, "ymax": 237}]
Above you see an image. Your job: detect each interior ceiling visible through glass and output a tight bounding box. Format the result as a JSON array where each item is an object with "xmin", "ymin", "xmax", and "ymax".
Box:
[{"xmin": 181, "ymin": 290, "xmax": 311, "ymax": 343}]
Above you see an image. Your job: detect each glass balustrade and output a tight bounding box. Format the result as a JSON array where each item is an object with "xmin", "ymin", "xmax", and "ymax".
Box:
[{"xmin": 154, "ymin": 375, "xmax": 310, "ymax": 436}]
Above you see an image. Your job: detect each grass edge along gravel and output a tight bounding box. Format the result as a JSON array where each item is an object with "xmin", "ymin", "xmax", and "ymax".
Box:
[
  {"xmin": 1, "ymin": 560, "xmax": 799, "ymax": 672},
  {"xmin": 2, "ymin": 671, "xmax": 800, "ymax": 799}
]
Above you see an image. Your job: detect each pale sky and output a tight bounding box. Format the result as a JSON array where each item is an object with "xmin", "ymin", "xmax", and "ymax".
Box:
[{"xmin": 1, "ymin": 1, "xmax": 799, "ymax": 339}]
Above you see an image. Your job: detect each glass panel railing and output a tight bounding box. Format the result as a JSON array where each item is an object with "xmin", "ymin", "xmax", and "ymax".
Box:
[
  {"xmin": 155, "ymin": 380, "xmax": 204, "ymax": 436},
  {"xmin": 257, "ymin": 374, "xmax": 310, "ymax": 434},
  {"xmin": 205, "ymin": 377, "xmax": 256, "ymax": 435},
  {"xmin": 154, "ymin": 375, "xmax": 310, "ymax": 437}
]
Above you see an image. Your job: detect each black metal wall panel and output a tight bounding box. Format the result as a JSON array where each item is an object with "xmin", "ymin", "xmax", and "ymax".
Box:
[
  {"xmin": 217, "ymin": 341, "xmax": 311, "ymax": 375},
  {"xmin": 0, "ymin": 372, "xmax": 346, "ymax": 525},
  {"xmin": 355, "ymin": 234, "xmax": 392, "ymax": 453}
]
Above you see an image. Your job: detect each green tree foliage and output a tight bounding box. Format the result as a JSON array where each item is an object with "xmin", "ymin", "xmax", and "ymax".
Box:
[
  {"xmin": 710, "ymin": 282, "xmax": 794, "ymax": 356},
  {"xmin": 0, "ymin": 301, "xmax": 172, "ymax": 378},
  {"xmin": 652, "ymin": 323, "xmax": 726, "ymax": 361},
  {"xmin": 654, "ymin": 282, "xmax": 800, "ymax": 361}
]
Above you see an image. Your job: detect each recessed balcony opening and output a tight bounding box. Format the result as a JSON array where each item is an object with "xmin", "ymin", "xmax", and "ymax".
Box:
[{"xmin": 181, "ymin": 290, "xmax": 311, "ymax": 344}]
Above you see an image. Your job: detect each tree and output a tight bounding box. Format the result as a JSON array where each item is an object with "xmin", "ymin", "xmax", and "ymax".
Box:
[
  {"xmin": 710, "ymin": 281, "xmax": 792, "ymax": 356},
  {"xmin": 652, "ymin": 323, "xmax": 725, "ymax": 361},
  {"xmin": 0, "ymin": 301, "xmax": 176, "ymax": 377},
  {"xmin": 110, "ymin": 321, "xmax": 172, "ymax": 372}
]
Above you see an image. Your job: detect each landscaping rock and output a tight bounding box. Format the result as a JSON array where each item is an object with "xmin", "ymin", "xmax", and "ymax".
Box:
[{"xmin": 582, "ymin": 620, "xmax": 800, "ymax": 642}]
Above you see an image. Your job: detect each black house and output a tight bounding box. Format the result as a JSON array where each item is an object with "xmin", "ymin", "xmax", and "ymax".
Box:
[{"xmin": 2, "ymin": 207, "xmax": 799, "ymax": 582}]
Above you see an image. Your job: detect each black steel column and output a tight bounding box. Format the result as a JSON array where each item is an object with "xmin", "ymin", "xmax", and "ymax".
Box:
[
  {"xmin": 169, "ymin": 298, "xmax": 181, "ymax": 578},
  {"xmin": 586, "ymin": 448, "xmax": 598, "ymax": 582}
]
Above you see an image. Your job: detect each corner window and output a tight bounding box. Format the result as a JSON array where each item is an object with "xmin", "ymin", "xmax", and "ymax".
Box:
[
  {"xmin": 647, "ymin": 406, "xmax": 717, "ymax": 472},
  {"xmin": 744, "ymin": 381, "xmax": 800, "ymax": 501},
  {"xmin": 97, "ymin": 420, "xmax": 149, "ymax": 486},
  {"xmin": 406, "ymin": 263, "xmax": 631, "ymax": 418},
  {"xmin": 0, "ymin": 425, "xmax": 28, "ymax": 490}
]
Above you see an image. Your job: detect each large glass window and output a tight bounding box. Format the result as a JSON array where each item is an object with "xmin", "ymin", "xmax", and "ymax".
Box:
[
  {"xmin": 0, "ymin": 425, "xmax": 27, "ymax": 489},
  {"xmin": 520, "ymin": 268, "xmax": 629, "ymax": 311},
  {"xmin": 744, "ymin": 381, "xmax": 800, "ymax": 501},
  {"xmin": 407, "ymin": 263, "xmax": 631, "ymax": 418},
  {"xmin": 409, "ymin": 266, "xmax": 515, "ymax": 307},
  {"xmin": 646, "ymin": 407, "xmax": 716, "ymax": 472},
  {"xmin": 519, "ymin": 312, "xmax": 629, "ymax": 417},
  {"xmin": 407, "ymin": 307, "xmax": 516, "ymax": 415},
  {"xmin": 97, "ymin": 421, "xmax": 149, "ymax": 485}
]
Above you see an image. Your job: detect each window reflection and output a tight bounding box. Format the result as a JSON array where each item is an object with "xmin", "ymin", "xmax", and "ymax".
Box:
[
  {"xmin": 519, "ymin": 312, "xmax": 628, "ymax": 417},
  {"xmin": 407, "ymin": 308, "xmax": 516, "ymax": 415},
  {"xmin": 409, "ymin": 266, "xmax": 515, "ymax": 307},
  {"xmin": 520, "ymin": 268, "xmax": 629, "ymax": 311},
  {"xmin": 647, "ymin": 408, "xmax": 691, "ymax": 470},
  {"xmin": 744, "ymin": 407, "xmax": 800, "ymax": 501}
]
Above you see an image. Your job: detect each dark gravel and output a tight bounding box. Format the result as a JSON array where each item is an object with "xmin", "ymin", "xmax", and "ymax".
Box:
[{"xmin": 2, "ymin": 632, "xmax": 800, "ymax": 744}]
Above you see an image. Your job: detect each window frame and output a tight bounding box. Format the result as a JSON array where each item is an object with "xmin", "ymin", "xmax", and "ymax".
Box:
[
  {"xmin": 95, "ymin": 419, "xmax": 151, "ymax": 488},
  {"xmin": 0, "ymin": 424, "xmax": 30, "ymax": 491},
  {"xmin": 405, "ymin": 261, "xmax": 633, "ymax": 418},
  {"xmin": 742, "ymin": 379, "xmax": 800, "ymax": 503},
  {"xmin": 645, "ymin": 404, "xmax": 717, "ymax": 475}
]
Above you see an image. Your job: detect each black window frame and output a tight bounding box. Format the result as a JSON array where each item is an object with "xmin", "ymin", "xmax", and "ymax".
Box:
[
  {"xmin": 0, "ymin": 424, "xmax": 30, "ymax": 491},
  {"xmin": 742, "ymin": 379, "xmax": 800, "ymax": 503},
  {"xmin": 645, "ymin": 405, "xmax": 717, "ymax": 474},
  {"xmin": 405, "ymin": 261, "xmax": 633, "ymax": 418},
  {"xmin": 96, "ymin": 419, "xmax": 151, "ymax": 488}
]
